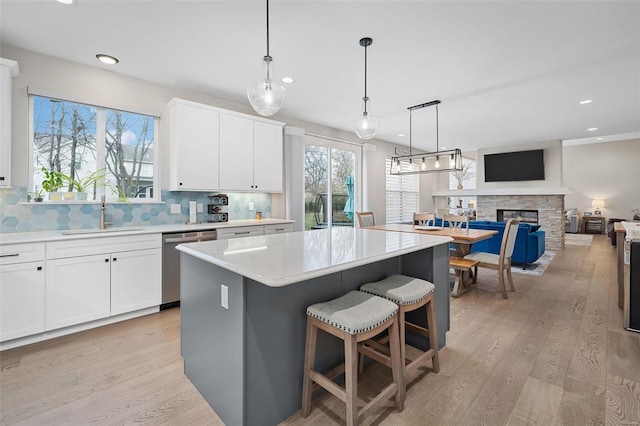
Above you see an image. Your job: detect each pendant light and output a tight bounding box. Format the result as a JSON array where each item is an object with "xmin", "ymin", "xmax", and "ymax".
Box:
[
  {"xmin": 389, "ymin": 100, "xmax": 463, "ymax": 175},
  {"xmin": 354, "ymin": 37, "xmax": 380, "ymax": 139},
  {"xmin": 246, "ymin": 0, "xmax": 286, "ymax": 117}
]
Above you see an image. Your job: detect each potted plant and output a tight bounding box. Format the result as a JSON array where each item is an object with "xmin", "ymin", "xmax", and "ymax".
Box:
[
  {"xmin": 27, "ymin": 187, "xmax": 45, "ymax": 203},
  {"xmin": 59, "ymin": 168, "xmax": 107, "ymax": 200},
  {"xmin": 41, "ymin": 167, "xmax": 63, "ymax": 201},
  {"xmin": 451, "ymin": 161, "xmax": 474, "ymax": 190}
]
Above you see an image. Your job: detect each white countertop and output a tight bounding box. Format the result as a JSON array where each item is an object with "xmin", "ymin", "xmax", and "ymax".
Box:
[
  {"xmin": 177, "ymin": 227, "xmax": 452, "ymax": 287},
  {"xmin": 622, "ymin": 221, "xmax": 640, "ymax": 241},
  {"xmin": 0, "ymin": 219, "xmax": 294, "ymax": 245}
]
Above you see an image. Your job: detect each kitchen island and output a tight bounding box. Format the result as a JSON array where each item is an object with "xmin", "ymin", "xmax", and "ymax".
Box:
[{"xmin": 177, "ymin": 227, "xmax": 452, "ymax": 426}]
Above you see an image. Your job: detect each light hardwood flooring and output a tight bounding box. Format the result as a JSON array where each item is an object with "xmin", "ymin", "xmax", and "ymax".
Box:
[{"xmin": 1, "ymin": 234, "xmax": 639, "ymax": 425}]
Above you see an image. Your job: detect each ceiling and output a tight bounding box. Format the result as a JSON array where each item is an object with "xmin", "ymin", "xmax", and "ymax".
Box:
[{"xmin": 1, "ymin": 0, "xmax": 639, "ymax": 153}]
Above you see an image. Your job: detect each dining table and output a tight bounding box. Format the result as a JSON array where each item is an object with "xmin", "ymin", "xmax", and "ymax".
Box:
[{"xmin": 365, "ymin": 223, "xmax": 498, "ymax": 295}]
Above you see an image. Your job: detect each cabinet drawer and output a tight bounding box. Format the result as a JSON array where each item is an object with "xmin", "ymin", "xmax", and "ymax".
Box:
[
  {"xmin": 47, "ymin": 233, "xmax": 162, "ymax": 259},
  {"xmin": 216, "ymin": 226, "xmax": 264, "ymax": 240},
  {"xmin": 264, "ymin": 223, "xmax": 294, "ymax": 235},
  {"xmin": 0, "ymin": 243, "xmax": 45, "ymax": 265}
]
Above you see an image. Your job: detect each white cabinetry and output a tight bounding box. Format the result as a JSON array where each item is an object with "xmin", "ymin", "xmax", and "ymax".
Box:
[
  {"xmin": 216, "ymin": 226, "xmax": 265, "ymax": 240},
  {"xmin": 168, "ymin": 98, "xmax": 220, "ymax": 191},
  {"xmin": 0, "ymin": 58, "xmax": 19, "ymax": 188},
  {"xmin": 0, "ymin": 243, "xmax": 45, "ymax": 341},
  {"xmin": 46, "ymin": 254, "xmax": 111, "ymax": 330},
  {"xmin": 111, "ymin": 248, "xmax": 161, "ymax": 315},
  {"xmin": 217, "ymin": 113, "xmax": 284, "ymax": 192},
  {"xmin": 46, "ymin": 234, "xmax": 162, "ymax": 331},
  {"xmin": 264, "ymin": 223, "xmax": 294, "ymax": 235}
]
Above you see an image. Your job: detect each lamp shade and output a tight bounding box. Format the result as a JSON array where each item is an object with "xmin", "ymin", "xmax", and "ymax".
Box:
[
  {"xmin": 247, "ymin": 56, "xmax": 286, "ymax": 117},
  {"xmin": 591, "ymin": 199, "xmax": 605, "ymax": 208}
]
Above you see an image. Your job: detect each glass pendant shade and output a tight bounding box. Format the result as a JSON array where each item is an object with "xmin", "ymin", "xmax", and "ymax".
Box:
[
  {"xmin": 247, "ymin": 55, "xmax": 286, "ymax": 117},
  {"xmin": 353, "ymin": 98, "xmax": 380, "ymax": 139}
]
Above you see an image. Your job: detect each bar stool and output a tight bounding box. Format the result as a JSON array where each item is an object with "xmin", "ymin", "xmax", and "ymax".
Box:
[
  {"xmin": 301, "ymin": 290, "xmax": 404, "ymax": 426},
  {"xmin": 359, "ymin": 275, "xmax": 439, "ymax": 392}
]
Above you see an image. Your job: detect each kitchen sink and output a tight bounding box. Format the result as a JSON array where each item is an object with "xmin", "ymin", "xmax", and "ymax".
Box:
[{"xmin": 61, "ymin": 226, "xmax": 146, "ymax": 235}]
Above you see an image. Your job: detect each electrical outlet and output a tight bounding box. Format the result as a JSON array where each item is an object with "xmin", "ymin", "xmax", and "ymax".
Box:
[
  {"xmin": 170, "ymin": 204, "xmax": 181, "ymax": 214},
  {"xmin": 197, "ymin": 203, "xmax": 203, "ymax": 213},
  {"xmin": 249, "ymin": 201, "xmax": 255, "ymax": 211},
  {"xmin": 221, "ymin": 285, "xmax": 229, "ymax": 309}
]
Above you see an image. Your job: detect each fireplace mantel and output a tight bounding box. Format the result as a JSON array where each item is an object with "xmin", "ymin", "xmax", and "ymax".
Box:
[{"xmin": 432, "ymin": 187, "xmax": 571, "ymax": 197}]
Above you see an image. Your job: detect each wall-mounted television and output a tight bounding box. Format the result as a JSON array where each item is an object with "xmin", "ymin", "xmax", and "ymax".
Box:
[{"xmin": 484, "ymin": 149, "xmax": 545, "ymax": 182}]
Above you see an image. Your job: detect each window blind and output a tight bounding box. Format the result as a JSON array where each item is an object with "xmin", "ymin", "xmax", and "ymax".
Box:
[{"xmin": 385, "ymin": 158, "xmax": 419, "ymax": 223}]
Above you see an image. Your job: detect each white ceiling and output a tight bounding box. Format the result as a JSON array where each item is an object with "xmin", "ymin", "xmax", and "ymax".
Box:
[{"xmin": 1, "ymin": 0, "xmax": 639, "ymax": 152}]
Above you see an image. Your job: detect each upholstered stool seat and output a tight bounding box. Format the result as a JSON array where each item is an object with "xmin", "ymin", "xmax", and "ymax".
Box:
[
  {"xmin": 301, "ymin": 291, "xmax": 405, "ymax": 426},
  {"xmin": 359, "ymin": 275, "xmax": 439, "ymax": 392}
]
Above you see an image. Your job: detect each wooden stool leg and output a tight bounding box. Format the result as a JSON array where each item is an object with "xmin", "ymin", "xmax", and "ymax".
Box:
[
  {"xmin": 345, "ymin": 334, "xmax": 358, "ymax": 426},
  {"xmin": 498, "ymin": 268, "xmax": 508, "ymax": 299},
  {"xmin": 387, "ymin": 316, "xmax": 405, "ymax": 410},
  {"xmin": 301, "ymin": 319, "xmax": 317, "ymax": 417},
  {"xmin": 426, "ymin": 298, "xmax": 439, "ymax": 373},
  {"xmin": 506, "ymin": 263, "xmax": 516, "ymax": 292}
]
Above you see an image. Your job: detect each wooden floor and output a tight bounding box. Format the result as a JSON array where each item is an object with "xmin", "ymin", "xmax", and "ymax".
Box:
[{"xmin": 1, "ymin": 234, "xmax": 639, "ymax": 425}]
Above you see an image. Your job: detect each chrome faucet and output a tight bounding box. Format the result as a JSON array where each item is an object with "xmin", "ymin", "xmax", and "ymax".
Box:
[{"xmin": 99, "ymin": 195, "xmax": 112, "ymax": 230}]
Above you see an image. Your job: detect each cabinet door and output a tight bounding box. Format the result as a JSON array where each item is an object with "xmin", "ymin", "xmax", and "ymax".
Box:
[
  {"xmin": 0, "ymin": 61, "xmax": 16, "ymax": 188},
  {"xmin": 219, "ymin": 114, "xmax": 254, "ymax": 190},
  {"xmin": 46, "ymin": 254, "xmax": 111, "ymax": 330},
  {"xmin": 169, "ymin": 102, "xmax": 220, "ymax": 191},
  {"xmin": 0, "ymin": 262, "xmax": 45, "ymax": 341},
  {"xmin": 216, "ymin": 226, "xmax": 264, "ymax": 240},
  {"xmin": 111, "ymin": 248, "xmax": 161, "ymax": 315},
  {"xmin": 253, "ymin": 122, "xmax": 283, "ymax": 192},
  {"xmin": 264, "ymin": 223, "xmax": 294, "ymax": 235}
]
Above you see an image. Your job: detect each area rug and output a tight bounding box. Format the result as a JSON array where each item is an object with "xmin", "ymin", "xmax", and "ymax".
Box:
[
  {"xmin": 511, "ymin": 251, "xmax": 556, "ymax": 276},
  {"xmin": 565, "ymin": 234, "xmax": 593, "ymax": 247}
]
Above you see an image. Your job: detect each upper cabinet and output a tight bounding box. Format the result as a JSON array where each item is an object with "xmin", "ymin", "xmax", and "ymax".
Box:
[
  {"xmin": 168, "ymin": 99, "xmax": 220, "ymax": 191},
  {"xmin": 0, "ymin": 58, "xmax": 20, "ymax": 189},
  {"xmin": 167, "ymin": 98, "xmax": 284, "ymax": 193},
  {"xmin": 218, "ymin": 115, "xmax": 284, "ymax": 192}
]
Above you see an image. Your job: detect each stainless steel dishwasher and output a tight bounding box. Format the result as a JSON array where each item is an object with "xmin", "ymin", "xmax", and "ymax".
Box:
[{"xmin": 162, "ymin": 230, "xmax": 217, "ymax": 309}]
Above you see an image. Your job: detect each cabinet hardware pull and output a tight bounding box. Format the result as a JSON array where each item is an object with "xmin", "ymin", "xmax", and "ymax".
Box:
[
  {"xmin": 235, "ymin": 231, "xmax": 250, "ymax": 235},
  {"xmin": 37, "ymin": 266, "xmax": 42, "ymax": 271},
  {"xmin": 0, "ymin": 253, "xmax": 19, "ymax": 258},
  {"xmin": 105, "ymin": 258, "xmax": 109, "ymax": 262},
  {"xmin": 113, "ymin": 257, "xmax": 117, "ymax": 261}
]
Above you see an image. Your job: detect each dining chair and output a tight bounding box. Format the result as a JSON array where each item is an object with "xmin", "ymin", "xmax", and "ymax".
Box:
[
  {"xmin": 463, "ymin": 219, "xmax": 520, "ymax": 299},
  {"xmin": 413, "ymin": 212, "xmax": 436, "ymax": 227},
  {"xmin": 444, "ymin": 214, "xmax": 469, "ymax": 229},
  {"xmin": 356, "ymin": 211, "xmax": 375, "ymax": 227}
]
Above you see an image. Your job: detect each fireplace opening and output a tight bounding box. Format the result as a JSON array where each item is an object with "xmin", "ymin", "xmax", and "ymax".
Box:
[{"xmin": 497, "ymin": 209, "xmax": 538, "ymax": 224}]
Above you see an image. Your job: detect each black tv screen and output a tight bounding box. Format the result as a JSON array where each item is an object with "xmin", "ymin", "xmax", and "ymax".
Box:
[{"xmin": 484, "ymin": 149, "xmax": 545, "ymax": 182}]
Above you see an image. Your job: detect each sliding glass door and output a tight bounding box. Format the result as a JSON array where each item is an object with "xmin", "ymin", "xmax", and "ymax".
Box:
[{"xmin": 304, "ymin": 136, "xmax": 361, "ymax": 230}]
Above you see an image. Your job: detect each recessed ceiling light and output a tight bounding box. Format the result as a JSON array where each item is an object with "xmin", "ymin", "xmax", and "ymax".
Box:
[
  {"xmin": 281, "ymin": 76, "xmax": 294, "ymax": 84},
  {"xmin": 96, "ymin": 54, "xmax": 119, "ymax": 65},
  {"xmin": 397, "ymin": 133, "xmax": 405, "ymax": 137},
  {"xmin": 587, "ymin": 127, "xmax": 598, "ymax": 131},
  {"xmin": 56, "ymin": 0, "xmax": 74, "ymax": 4},
  {"xmin": 579, "ymin": 99, "xmax": 593, "ymax": 105}
]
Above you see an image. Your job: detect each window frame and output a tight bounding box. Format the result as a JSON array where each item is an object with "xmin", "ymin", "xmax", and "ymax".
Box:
[{"xmin": 28, "ymin": 92, "xmax": 160, "ymax": 203}]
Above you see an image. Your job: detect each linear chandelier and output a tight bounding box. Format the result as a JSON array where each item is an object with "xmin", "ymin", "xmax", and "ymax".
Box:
[{"xmin": 389, "ymin": 100, "xmax": 462, "ymax": 175}]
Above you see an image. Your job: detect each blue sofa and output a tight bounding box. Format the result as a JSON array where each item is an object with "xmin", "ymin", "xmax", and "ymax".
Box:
[{"xmin": 433, "ymin": 219, "xmax": 546, "ymax": 267}]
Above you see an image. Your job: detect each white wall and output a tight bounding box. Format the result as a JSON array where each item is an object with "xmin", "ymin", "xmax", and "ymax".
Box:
[{"xmin": 563, "ymin": 138, "xmax": 640, "ymax": 220}]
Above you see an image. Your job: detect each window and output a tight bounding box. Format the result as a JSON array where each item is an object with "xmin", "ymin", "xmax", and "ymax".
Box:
[
  {"xmin": 448, "ymin": 158, "xmax": 476, "ymax": 215},
  {"xmin": 31, "ymin": 95, "xmax": 158, "ymax": 201},
  {"xmin": 385, "ymin": 157, "xmax": 419, "ymax": 223}
]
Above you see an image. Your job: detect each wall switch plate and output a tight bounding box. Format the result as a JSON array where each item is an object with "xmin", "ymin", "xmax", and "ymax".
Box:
[
  {"xmin": 170, "ymin": 204, "xmax": 181, "ymax": 214},
  {"xmin": 221, "ymin": 284, "xmax": 229, "ymax": 309},
  {"xmin": 197, "ymin": 203, "xmax": 203, "ymax": 213},
  {"xmin": 249, "ymin": 202, "xmax": 255, "ymax": 211}
]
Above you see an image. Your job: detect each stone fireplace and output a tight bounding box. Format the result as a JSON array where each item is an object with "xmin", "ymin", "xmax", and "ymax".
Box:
[
  {"xmin": 476, "ymin": 195, "xmax": 564, "ymax": 251},
  {"xmin": 497, "ymin": 209, "xmax": 539, "ymax": 224}
]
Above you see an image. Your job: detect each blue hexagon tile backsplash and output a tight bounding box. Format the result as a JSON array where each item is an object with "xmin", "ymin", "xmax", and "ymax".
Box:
[{"xmin": 0, "ymin": 188, "xmax": 272, "ymax": 233}]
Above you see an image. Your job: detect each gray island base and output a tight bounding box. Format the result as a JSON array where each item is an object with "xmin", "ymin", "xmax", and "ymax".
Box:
[{"xmin": 178, "ymin": 228, "xmax": 451, "ymax": 426}]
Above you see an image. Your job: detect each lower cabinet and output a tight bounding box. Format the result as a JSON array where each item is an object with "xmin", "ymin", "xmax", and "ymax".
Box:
[
  {"xmin": 217, "ymin": 225, "xmax": 265, "ymax": 240},
  {"xmin": 264, "ymin": 223, "xmax": 294, "ymax": 235},
  {"xmin": 111, "ymin": 248, "xmax": 161, "ymax": 315},
  {"xmin": 46, "ymin": 254, "xmax": 111, "ymax": 330},
  {"xmin": 0, "ymin": 261, "xmax": 46, "ymax": 341}
]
